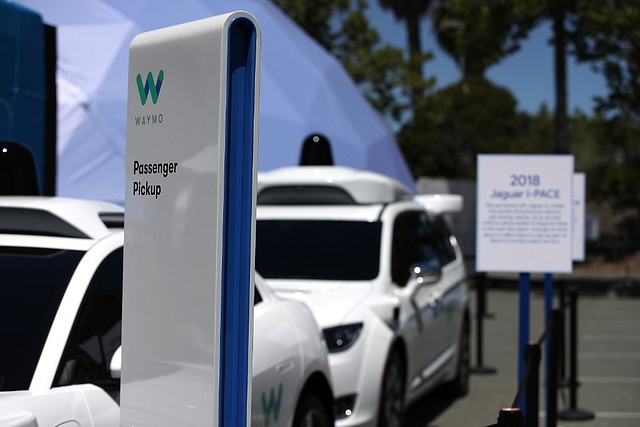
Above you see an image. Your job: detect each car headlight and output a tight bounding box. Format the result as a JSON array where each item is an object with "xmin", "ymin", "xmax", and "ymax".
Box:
[{"xmin": 323, "ymin": 323, "xmax": 363, "ymax": 353}]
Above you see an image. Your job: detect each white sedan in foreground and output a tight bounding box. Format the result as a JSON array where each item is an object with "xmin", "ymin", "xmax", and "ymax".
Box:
[{"xmin": 0, "ymin": 197, "xmax": 333, "ymax": 427}]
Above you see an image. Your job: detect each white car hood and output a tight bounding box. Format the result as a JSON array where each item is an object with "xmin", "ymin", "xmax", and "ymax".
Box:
[{"xmin": 264, "ymin": 279, "xmax": 373, "ymax": 327}]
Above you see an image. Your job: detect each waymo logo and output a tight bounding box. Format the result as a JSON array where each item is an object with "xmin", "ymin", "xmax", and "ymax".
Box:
[
  {"xmin": 261, "ymin": 384, "xmax": 283, "ymax": 426},
  {"xmin": 136, "ymin": 70, "xmax": 164, "ymax": 105}
]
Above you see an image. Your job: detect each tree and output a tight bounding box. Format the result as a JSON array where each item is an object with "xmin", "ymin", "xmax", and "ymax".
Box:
[
  {"xmin": 331, "ymin": 0, "xmax": 416, "ymax": 126},
  {"xmin": 269, "ymin": 0, "xmax": 350, "ymax": 51},
  {"xmin": 428, "ymin": 0, "xmax": 583, "ymax": 158},
  {"xmin": 429, "ymin": 0, "xmax": 541, "ymax": 78},
  {"xmin": 393, "ymin": 0, "xmax": 542, "ymax": 181},
  {"xmin": 378, "ymin": 0, "xmax": 434, "ymax": 115},
  {"xmin": 550, "ymin": 0, "xmax": 576, "ymax": 155},
  {"xmin": 272, "ymin": 0, "xmax": 434, "ymax": 130},
  {"xmin": 569, "ymin": 0, "xmax": 640, "ymax": 121},
  {"xmin": 566, "ymin": 0, "xmax": 640, "ymax": 207},
  {"xmin": 398, "ymin": 76, "xmax": 526, "ymax": 179}
]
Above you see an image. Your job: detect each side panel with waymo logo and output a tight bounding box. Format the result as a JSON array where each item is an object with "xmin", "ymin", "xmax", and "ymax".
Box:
[
  {"xmin": 261, "ymin": 383, "xmax": 284, "ymax": 427},
  {"xmin": 251, "ymin": 301, "xmax": 301, "ymax": 427}
]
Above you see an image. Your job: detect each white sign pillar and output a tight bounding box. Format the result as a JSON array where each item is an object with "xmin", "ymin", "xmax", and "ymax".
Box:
[
  {"xmin": 476, "ymin": 154, "xmax": 574, "ymax": 414},
  {"xmin": 122, "ymin": 12, "xmax": 260, "ymax": 427}
]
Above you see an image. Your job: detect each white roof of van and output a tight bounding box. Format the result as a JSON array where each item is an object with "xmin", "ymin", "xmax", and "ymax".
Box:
[
  {"xmin": 257, "ymin": 166, "xmax": 414, "ymax": 205},
  {"xmin": 0, "ymin": 196, "xmax": 123, "ymax": 240}
]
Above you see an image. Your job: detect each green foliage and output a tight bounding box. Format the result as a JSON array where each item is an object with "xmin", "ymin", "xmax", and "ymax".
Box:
[
  {"xmin": 430, "ymin": 0, "xmax": 542, "ymax": 76},
  {"xmin": 270, "ymin": 0, "xmax": 350, "ymax": 51},
  {"xmin": 272, "ymin": 0, "xmax": 435, "ymax": 129},
  {"xmin": 581, "ymin": 113, "xmax": 640, "ymax": 205},
  {"xmin": 378, "ymin": 0, "xmax": 432, "ymax": 21},
  {"xmin": 377, "ymin": 0, "xmax": 432, "ymax": 58},
  {"xmin": 564, "ymin": 0, "xmax": 640, "ymax": 205},
  {"xmin": 331, "ymin": 0, "xmax": 434, "ymax": 125},
  {"xmin": 513, "ymin": 103, "xmax": 555, "ymax": 155},
  {"xmin": 271, "ymin": 0, "xmax": 640, "ymax": 209},
  {"xmin": 569, "ymin": 0, "xmax": 640, "ymax": 121},
  {"xmin": 398, "ymin": 76, "xmax": 526, "ymax": 179},
  {"xmin": 377, "ymin": 0, "xmax": 435, "ymax": 116}
]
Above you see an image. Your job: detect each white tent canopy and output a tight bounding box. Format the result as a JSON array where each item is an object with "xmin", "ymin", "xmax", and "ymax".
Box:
[{"xmin": 18, "ymin": 0, "xmax": 416, "ymax": 205}]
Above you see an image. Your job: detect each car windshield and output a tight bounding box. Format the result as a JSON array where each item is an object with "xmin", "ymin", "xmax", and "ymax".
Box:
[
  {"xmin": 0, "ymin": 246, "xmax": 85, "ymax": 391},
  {"xmin": 256, "ymin": 220, "xmax": 382, "ymax": 280}
]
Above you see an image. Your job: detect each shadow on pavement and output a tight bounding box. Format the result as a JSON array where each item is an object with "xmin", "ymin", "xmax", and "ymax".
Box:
[{"xmin": 405, "ymin": 384, "xmax": 458, "ymax": 427}]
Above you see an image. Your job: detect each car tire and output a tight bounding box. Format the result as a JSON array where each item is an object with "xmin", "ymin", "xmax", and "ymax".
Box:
[
  {"xmin": 377, "ymin": 349, "xmax": 406, "ymax": 427},
  {"xmin": 446, "ymin": 317, "xmax": 470, "ymax": 397},
  {"xmin": 292, "ymin": 393, "xmax": 332, "ymax": 427}
]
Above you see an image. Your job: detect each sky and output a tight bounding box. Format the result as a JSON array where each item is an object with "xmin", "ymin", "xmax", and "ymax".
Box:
[{"xmin": 366, "ymin": 4, "xmax": 609, "ymax": 115}]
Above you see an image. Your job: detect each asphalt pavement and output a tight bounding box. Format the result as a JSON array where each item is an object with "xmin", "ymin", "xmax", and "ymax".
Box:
[{"xmin": 405, "ymin": 285, "xmax": 640, "ymax": 427}]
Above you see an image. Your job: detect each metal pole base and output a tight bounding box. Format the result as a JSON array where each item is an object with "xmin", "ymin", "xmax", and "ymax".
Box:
[
  {"xmin": 471, "ymin": 365, "xmax": 497, "ymax": 375},
  {"xmin": 557, "ymin": 409, "xmax": 595, "ymax": 421}
]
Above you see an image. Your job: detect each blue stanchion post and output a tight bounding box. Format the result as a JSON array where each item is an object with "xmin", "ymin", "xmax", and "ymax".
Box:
[
  {"xmin": 518, "ymin": 272, "xmax": 530, "ymax": 413},
  {"xmin": 544, "ymin": 273, "xmax": 553, "ymax": 427},
  {"xmin": 547, "ymin": 308, "xmax": 562, "ymax": 427}
]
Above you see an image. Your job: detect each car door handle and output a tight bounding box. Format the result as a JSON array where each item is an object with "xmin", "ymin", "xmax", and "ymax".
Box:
[
  {"xmin": 276, "ymin": 360, "xmax": 294, "ymax": 375},
  {"xmin": 427, "ymin": 293, "xmax": 443, "ymax": 308}
]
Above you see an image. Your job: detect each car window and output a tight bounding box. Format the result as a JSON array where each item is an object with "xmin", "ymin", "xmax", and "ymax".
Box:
[
  {"xmin": 54, "ymin": 247, "xmax": 123, "ymax": 399},
  {"xmin": 391, "ymin": 212, "xmax": 441, "ymax": 286},
  {"xmin": 431, "ymin": 215, "xmax": 457, "ymax": 266},
  {"xmin": 256, "ymin": 220, "xmax": 382, "ymax": 280},
  {"xmin": 254, "ymin": 285, "xmax": 262, "ymax": 305},
  {"xmin": 0, "ymin": 247, "xmax": 85, "ymax": 391}
]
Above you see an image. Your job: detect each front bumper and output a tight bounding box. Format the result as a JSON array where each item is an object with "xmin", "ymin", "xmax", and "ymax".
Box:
[{"xmin": 329, "ymin": 316, "xmax": 395, "ymax": 427}]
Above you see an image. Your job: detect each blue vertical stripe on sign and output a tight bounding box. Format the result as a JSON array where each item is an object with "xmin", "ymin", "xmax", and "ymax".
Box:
[{"xmin": 220, "ymin": 16, "xmax": 257, "ymax": 427}]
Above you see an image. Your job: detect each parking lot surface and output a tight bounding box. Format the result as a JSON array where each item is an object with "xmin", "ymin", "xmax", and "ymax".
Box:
[{"xmin": 406, "ymin": 286, "xmax": 640, "ymax": 427}]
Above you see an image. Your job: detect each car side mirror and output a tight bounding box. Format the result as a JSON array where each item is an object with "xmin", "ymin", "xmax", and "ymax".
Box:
[
  {"xmin": 110, "ymin": 346, "xmax": 122, "ymax": 379},
  {"xmin": 410, "ymin": 260, "xmax": 441, "ymax": 285}
]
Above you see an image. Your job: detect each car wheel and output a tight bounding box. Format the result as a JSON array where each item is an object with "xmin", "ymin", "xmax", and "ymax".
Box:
[
  {"xmin": 377, "ymin": 349, "xmax": 406, "ymax": 427},
  {"xmin": 293, "ymin": 393, "xmax": 332, "ymax": 427},
  {"xmin": 447, "ymin": 317, "xmax": 470, "ymax": 397}
]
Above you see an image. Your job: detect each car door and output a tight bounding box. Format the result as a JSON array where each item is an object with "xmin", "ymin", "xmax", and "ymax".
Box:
[
  {"xmin": 429, "ymin": 215, "xmax": 467, "ymax": 352},
  {"xmin": 52, "ymin": 246, "xmax": 123, "ymax": 426},
  {"xmin": 392, "ymin": 211, "xmax": 449, "ymax": 392},
  {"xmin": 251, "ymin": 288, "xmax": 302, "ymax": 427}
]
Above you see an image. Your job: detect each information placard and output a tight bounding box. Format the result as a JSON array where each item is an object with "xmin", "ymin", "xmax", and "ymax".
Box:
[{"xmin": 476, "ymin": 154, "xmax": 574, "ymax": 273}]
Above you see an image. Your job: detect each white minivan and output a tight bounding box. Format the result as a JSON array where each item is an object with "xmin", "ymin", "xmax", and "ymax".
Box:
[
  {"xmin": 0, "ymin": 197, "xmax": 334, "ymax": 427},
  {"xmin": 256, "ymin": 166, "xmax": 470, "ymax": 427}
]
